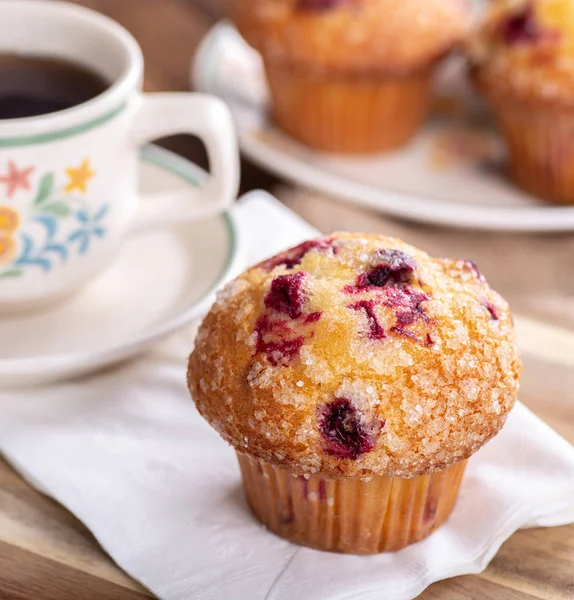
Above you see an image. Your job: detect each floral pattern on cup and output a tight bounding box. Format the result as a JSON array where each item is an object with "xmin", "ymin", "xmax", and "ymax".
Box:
[
  {"xmin": 0, "ymin": 158, "xmax": 108, "ymax": 280},
  {"xmin": 0, "ymin": 161, "xmax": 34, "ymax": 198},
  {"xmin": 0, "ymin": 206, "xmax": 20, "ymax": 267}
]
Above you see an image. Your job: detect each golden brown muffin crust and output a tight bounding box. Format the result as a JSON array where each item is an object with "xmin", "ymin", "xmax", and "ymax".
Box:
[
  {"xmin": 188, "ymin": 233, "xmax": 521, "ymax": 479},
  {"xmin": 469, "ymin": 0, "xmax": 574, "ymax": 108},
  {"xmin": 230, "ymin": 0, "xmax": 470, "ymax": 75}
]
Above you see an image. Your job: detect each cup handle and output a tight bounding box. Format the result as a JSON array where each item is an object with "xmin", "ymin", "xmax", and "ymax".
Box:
[{"xmin": 129, "ymin": 92, "xmax": 239, "ymax": 233}]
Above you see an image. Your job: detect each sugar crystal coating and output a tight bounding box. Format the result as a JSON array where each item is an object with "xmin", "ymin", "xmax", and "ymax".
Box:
[
  {"xmin": 230, "ymin": 0, "xmax": 470, "ymax": 75},
  {"xmin": 468, "ymin": 0, "xmax": 574, "ymax": 106},
  {"xmin": 188, "ymin": 233, "xmax": 521, "ymax": 479}
]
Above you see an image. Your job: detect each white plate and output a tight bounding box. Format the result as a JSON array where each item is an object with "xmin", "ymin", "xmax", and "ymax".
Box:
[
  {"xmin": 0, "ymin": 145, "xmax": 241, "ymax": 388},
  {"xmin": 193, "ymin": 22, "xmax": 574, "ymax": 232}
]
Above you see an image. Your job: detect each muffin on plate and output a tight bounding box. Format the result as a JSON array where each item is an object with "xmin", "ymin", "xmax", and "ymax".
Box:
[
  {"xmin": 229, "ymin": 0, "xmax": 470, "ymax": 154},
  {"xmin": 188, "ymin": 233, "xmax": 521, "ymax": 554},
  {"xmin": 469, "ymin": 0, "xmax": 574, "ymax": 203}
]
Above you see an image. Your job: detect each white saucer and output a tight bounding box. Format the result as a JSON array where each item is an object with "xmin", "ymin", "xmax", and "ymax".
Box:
[
  {"xmin": 193, "ymin": 22, "xmax": 574, "ymax": 232},
  {"xmin": 0, "ymin": 146, "xmax": 241, "ymax": 388}
]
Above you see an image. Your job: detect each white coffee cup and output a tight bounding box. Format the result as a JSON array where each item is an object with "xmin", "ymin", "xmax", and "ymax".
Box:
[{"xmin": 0, "ymin": 0, "xmax": 239, "ymax": 312}]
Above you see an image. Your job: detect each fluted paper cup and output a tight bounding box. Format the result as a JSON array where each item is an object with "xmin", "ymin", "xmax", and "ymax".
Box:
[
  {"xmin": 237, "ymin": 452, "xmax": 467, "ymax": 554},
  {"xmin": 489, "ymin": 100, "xmax": 574, "ymax": 204},
  {"xmin": 264, "ymin": 59, "xmax": 433, "ymax": 154}
]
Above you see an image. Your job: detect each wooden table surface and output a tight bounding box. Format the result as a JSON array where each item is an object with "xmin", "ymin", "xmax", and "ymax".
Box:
[{"xmin": 2, "ymin": 1, "xmax": 574, "ymax": 599}]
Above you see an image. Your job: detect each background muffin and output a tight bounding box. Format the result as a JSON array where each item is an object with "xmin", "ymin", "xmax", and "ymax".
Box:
[
  {"xmin": 188, "ymin": 233, "xmax": 521, "ymax": 553},
  {"xmin": 469, "ymin": 0, "xmax": 574, "ymax": 203},
  {"xmin": 230, "ymin": 0, "xmax": 470, "ymax": 153}
]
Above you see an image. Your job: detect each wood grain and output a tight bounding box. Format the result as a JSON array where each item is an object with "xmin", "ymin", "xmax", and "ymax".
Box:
[
  {"xmin": 0, "ymin": 541, "xmax": 148, "ymax": 600},
  {"xmin": 0, "ymin": 462, "xmax": 147, "ymax": 593},
  {"xmin": 0, "ymin": 1, "xmax": 572, "ymax": 599},
  {"xmin": 422, "ymin": 576, "xmax": 541, "ymax": 600},
  {"xmin": 484, "ymin": 527, "xmax": 574, "ymax": 600}
]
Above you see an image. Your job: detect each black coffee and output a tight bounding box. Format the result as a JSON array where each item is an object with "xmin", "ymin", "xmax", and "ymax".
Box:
[{"xmin": 0, "ymin": 55, "xmax": 109, "ymax": 119}]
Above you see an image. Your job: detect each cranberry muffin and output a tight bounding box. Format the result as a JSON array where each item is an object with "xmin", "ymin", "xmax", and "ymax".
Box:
[
  {"xmin": 188, "ymin": 233, "xmax": 521, "ymax": 554},
  {"xmin": 230, "ymin": 0, "xmax": 470, "ymax": 153},
  {"xmin": 469, "ymin": 0, "xmax": 574, "ymax": 203}
]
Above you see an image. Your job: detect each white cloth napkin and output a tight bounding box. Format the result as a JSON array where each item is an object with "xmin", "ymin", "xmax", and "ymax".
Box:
[{"xmin": 0, "ymin": 193, "xmax": 573, "ymax": 600}]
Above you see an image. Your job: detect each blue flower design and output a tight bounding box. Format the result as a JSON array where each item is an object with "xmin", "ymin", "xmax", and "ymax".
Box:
[
  {"xmin": 68, "ymin": 205, "xmax": 109, "ymax": 255},
  {"xmin": 14, "ymin": 214, "xmax": 68, "ymax": 272}
]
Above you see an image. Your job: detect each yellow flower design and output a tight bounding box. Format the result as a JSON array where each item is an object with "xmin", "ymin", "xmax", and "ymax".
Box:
[
  {"xmin": 0, "ymin": 206, "xmax": 19, "ymax": 233},
  {"xmin": 0, "ymin": 207, "xmax": 19, "ymax": 267},
  {"xmin": 0, "ymin": 235, "xmax": 16, "ymax": 266}
]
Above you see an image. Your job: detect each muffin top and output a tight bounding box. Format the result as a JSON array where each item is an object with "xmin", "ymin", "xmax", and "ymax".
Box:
[
  {"xmin": 469, "ymin": 0, "xmax": 574, "ymax": 107},
  {"xmin": 188, "ymin": 233, "xmax": 521, "ymax": 479},
  {"xmin": 230, "ymin": 0, "xmax": 470, "ymax": 75}
]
